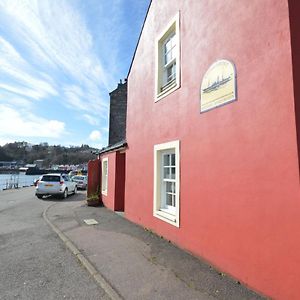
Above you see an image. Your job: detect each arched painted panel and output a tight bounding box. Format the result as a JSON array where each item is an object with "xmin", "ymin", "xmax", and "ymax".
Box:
[{"xmin": 200, "ymin": 60, "xmax": 237, "ymax": 112}]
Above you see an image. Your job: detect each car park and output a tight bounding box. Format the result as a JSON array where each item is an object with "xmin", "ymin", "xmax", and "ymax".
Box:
[
  {"xmin": 35, "ymin": 173, "xmax": 77, "ymax": 199},
  {"xmin": 71, "ymin": 175, "xmax": 87, "ymax": 190}
]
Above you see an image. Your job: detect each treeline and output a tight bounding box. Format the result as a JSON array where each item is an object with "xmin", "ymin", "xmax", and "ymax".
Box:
[{"xmin": 0, "ymin": 142, "xmax": 97, "ymax": 167}]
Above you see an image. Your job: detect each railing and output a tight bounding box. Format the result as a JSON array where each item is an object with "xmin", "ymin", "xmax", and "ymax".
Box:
[{"xmin": 0, "ymin": 175, "xmax": 34, "ymax": 191}]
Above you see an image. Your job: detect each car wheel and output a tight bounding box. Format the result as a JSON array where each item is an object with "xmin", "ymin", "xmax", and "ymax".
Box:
[
  {"xmin": 73, "ymin": 186, "xmax": 77, "ymax": 194},
  {"xmin": 36, "ymin": 194, "xmax": 43, "ymax": 199},
  {"xmin": 62, "ymin": 188, "xmax": 68, "ymax": 199}
]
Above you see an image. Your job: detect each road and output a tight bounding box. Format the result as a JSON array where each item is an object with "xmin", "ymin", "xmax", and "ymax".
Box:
[{"xmin": 0, "ymin": 187, "xmax": 109, "ymax": 300}]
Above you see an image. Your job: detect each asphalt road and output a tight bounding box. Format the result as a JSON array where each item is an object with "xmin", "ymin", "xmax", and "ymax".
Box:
[{"xmin": 0, "ymin": 187, "xmax": 109, "ymax": 300}]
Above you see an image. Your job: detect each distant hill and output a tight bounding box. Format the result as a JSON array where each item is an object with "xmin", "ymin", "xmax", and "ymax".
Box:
[{"xmin": 0, "ymin": 142, "xmax": 98, "ymax": 167}]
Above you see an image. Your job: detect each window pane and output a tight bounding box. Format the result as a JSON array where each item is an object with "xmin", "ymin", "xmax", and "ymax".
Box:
[
  {"xmin": 164, "ymin": 39, "xmax": 172, "ymax": 52},
  {"xmin": 164, "ymin": 167, "xmax": 170, "ymax": 179},
  {"xmin": 163, "ymin": 154, "xmax": 169, "ymax": 166},
  {"xmin": 172, "ymin": 182, "xmax": 176, "ymax": 193},
  {"xmin": 167, "ymin": 64, "xmax": 176, "ymax": 81},
  {"xmin": 166, "ymin": 193, "xmax": 173, "ymax": 206},
  {"xmin": 170, "ymin": 34, "xmax": 176, "ymax": 47},
  {"xmin": 166, "ymin": 181, "xmax": 172, "ymax": 192},
  {"xmin": 171, "ymin": 167, "xmax": 175, "ymax": 179},
  {"xmin": 102, "ymin": 160, "xmax": 108, "ymax": 192},
  {"xmin": 164, "ymin": 51, "xmax": 172, "ymax": 65},
  {"xmin": 42, "ymin": 175, "xmax": 60, "ymax": 182},
  {"xmin": 171, "ymin": 154, "xmax": 175, "ymax": 166}
]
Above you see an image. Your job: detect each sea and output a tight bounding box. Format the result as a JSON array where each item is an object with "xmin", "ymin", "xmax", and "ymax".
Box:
[{"xmin": 0, "ymin": 172, "xmax": 38, "ymax": 191}]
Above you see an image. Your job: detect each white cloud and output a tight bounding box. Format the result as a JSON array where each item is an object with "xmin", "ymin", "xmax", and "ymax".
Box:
[
  {"xmin": 89, "ymin": 130, "xmax": 102, "ymax": 141},
  {"xmin": 0, "ymin": 0, "xmax": 116, "ymax": 124},
  {"xmin": 0, "ymin": 104, "xmax": 65, "ymax": 139},
  {"xmin": 0, "ymin": 92, "xmax": 32, "ymax": 109},
  {"xmin": 0, "ymin": 0, "xmax": 145, "ymax": 146},
  {"xmin": 63, "ymin": 84, "xmax": 108, "ymax": 117},
  {"xmin": 63, "ymin": 85, "xmax": 87, "ymax": 111},
  {"xmin": 0, "ymin": 137, "xmax": 14, "ymax": 146},
  {"xmin": 0, "ymin": 0, "xmax": 114, "ymax": 87},
  {"xmin": 0, "ymin": 83, "xmax": 49, "ymax": 100},
  {"xmin": 0, "ymin": 37, "xmax": 58, "ymax": 100},
  {"xmin": 82, "ymin": 114, "xmax": 100, "ymax": 126}
]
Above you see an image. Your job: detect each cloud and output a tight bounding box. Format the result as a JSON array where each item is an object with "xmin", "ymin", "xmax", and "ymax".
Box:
[
  {"xmin": 0, "ymin": 37, "xmax": 58, "ymax": 100},
  {"xmin": 0, "ymin": 82, "xmax": 51, "ymax": 100},
  {"xmin": 0, "ymin": 137, "xmax": 14, "ymax": 146},
  {"xmin": 0, "ymin": 91, "xmax": 32, "ymax": 109},
  {"xmin": 0, "ymin": 0, "xmax": 114, "ymax": 118},
  {"xmin": 89, "ymin": 130, "xmax": 102, "ymax": 141},
  {"xmin": 0, "ymin": 104, "xmax": 65, "ymax": 139},
  {"xmin": 0, "ymin": 0, "xmax": 114, "ymax": 86},
  {"xmin": 0, "ymin": 0, "xmax": 149, "ymax": 146},
  {"xmin": 63, "ymin": 85, "xmax": 87, "ymax": 111},
  {"xmin": 63, "ymin": 84, "xmax": 108, "ymax": 119},
  {"xmin": 82, "ymin": 114, "xmax": 100, "ymax": 126}
]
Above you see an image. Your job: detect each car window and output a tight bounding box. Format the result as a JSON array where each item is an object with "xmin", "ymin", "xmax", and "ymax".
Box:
[
  {"xmin": 42, "ymin": 175, "xmax": 60, "ymax": 182},
  {"xmin": 73, "ymin": 176, "xmax": 85, "ymax": 180},
  {"xmin": 62, "ymin": 175, "xmax": 69, "ymax": 181}
]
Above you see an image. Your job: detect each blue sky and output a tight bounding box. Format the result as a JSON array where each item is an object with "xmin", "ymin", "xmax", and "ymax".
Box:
[{"xmin": 0, "ymin": 0, "xmax": 149, "ymax": 148}]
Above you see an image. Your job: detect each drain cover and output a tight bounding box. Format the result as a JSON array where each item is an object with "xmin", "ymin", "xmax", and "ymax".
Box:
[{"xmin": 83, "ymin": 219, "xmax": 98, "ymax": 225}]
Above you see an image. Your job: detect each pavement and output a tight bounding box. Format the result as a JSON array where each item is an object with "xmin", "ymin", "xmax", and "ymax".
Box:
[{"xmin": 45, "ymin": 199, "xmax": 266, "ymax": 300}]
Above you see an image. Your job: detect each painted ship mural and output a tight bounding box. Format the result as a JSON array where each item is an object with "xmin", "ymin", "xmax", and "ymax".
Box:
[
  {"xmin": 202, "ymin": 74, "xmax": 232, "ymax": 94},
  {"xmin": 200, "ymin": 60, "xmax": 237, "ymax": 112}
]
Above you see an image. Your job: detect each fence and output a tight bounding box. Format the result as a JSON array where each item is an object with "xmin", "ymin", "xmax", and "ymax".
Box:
[
  {"xmin": 87, "ymin": 159, "xmax": 101, "ymax": 197},
  {"xmin": 0, "ymin": 174, "xmax": 34, "ymax": 191}
]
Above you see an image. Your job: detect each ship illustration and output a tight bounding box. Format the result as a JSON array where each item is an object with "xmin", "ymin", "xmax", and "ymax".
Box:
[{"xmin": 203, "ymin": 74, "xmax": 232, "ymax": 94}]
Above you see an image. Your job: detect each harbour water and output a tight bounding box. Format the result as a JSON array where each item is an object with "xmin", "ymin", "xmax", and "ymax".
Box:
[{"xmin": 0, "ymin": 173, "xmax": 38, "ymax": 191}]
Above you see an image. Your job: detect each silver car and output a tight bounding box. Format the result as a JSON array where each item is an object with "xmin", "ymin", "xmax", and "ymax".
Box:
[
  {"xmin": 71, "ymin": 175, "xmax": 87, "ymax": 190},
  {"xmin": 35, "ymin": 173, "xmax": 77, "ymax": 199}
]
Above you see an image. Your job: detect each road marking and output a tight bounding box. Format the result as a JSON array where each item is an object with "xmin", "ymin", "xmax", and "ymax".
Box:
[{"xmin": 84, "ymin": 219, "xmax": 99, "ymax": 225}]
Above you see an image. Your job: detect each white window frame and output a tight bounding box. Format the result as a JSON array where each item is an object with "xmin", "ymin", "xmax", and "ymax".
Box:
[
  {"xmin": 101, "ymin": 157, "xmax": 108, "ymax": 195},
  {"xmin": 153, "ymin": 140, "xmax": 180, "ymax": 227},
  {"xmin": 155, "ymin": 12, "xmax": 180, "ymax": 102}
]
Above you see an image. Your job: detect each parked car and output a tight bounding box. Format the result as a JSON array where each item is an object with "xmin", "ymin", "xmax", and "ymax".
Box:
[
  {"xmin": 33, "ymin": 176, "xmax": 42, "ymax": 186},
  {"xmin": 35, "ymin": 173, "xmax": 77, "ymax": 199},
  {"xmin": 71, "ymin": 175, "xmax": 87, "ymax": 190}
]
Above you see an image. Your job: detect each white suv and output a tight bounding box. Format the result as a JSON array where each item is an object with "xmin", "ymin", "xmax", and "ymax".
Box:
[{"xmin": 35, "ymin": 173, "xmax": 77, "ymax": 199}]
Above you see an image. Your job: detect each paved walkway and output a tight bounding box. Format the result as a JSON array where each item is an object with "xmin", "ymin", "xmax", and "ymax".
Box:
[{"xmin": 45, "ymin": 199, "xmax": 265, "ymax": 300}]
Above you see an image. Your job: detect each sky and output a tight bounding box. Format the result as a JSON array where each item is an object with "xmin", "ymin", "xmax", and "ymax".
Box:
[{"xmin": 0, "ymin": 0, "xmax": 150, "ymax": 149}]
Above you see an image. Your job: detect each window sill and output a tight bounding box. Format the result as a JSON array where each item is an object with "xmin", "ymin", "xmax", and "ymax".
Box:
[
  {"xmin": 155, "ymin": 82, "xmax": 180, "ymax": 102},
  {"xmin": 154, "ymin": 209, "xmax": 178, "ymax": 227}
]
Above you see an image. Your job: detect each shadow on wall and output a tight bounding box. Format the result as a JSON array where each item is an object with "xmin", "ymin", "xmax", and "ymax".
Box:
[{"xmin": 289, "ymin": 0, "xmax": 300, "ymax": 180}]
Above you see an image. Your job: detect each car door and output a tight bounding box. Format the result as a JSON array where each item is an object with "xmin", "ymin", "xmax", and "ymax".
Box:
[
  {"xmin": 69, "ymin": 175, "xmax": 76, "ymax": 191},
  {"xmin": 63, "ymin": 175, "xmax": 74, "ymax": 192}
]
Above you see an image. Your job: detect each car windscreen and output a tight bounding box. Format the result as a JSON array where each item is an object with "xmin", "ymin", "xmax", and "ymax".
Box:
[
  {"xmin": 41, "ymin": 175, "xmax": 60, "ymax": 182},
  {"xmin": 73, "ymin": 176, "xmax": 85, "ymax": 180}
]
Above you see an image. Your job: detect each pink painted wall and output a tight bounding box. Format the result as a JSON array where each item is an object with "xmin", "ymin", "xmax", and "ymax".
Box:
[{"xmin": 125, "ymin": 0, "xmax": 300, "ymax": 299}]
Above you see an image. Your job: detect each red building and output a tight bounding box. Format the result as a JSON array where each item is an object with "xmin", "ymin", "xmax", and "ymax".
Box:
[{"xmin": 94, "ymin": 1, "xmax": 300, "ymax": 299}]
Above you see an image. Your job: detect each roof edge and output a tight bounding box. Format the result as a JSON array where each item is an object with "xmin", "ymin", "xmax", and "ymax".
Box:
[
  {"xmin": 96, "ymin": 140, "xmax": 127, "ymax": 155},
  {"xmin": 126, "ymin": 0, "xmax": 152, "ymax": 79}
]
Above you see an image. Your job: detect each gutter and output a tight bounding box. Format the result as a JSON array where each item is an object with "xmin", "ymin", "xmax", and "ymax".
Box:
[{"xmin": 96, "ymin": 140, "xmax": 127, "ymax": 155}]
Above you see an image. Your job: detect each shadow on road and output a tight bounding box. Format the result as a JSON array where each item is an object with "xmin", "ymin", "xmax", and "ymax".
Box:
[{"xmin": 39, "ymin": 191, "xmax": 87, "ymax": 203}]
